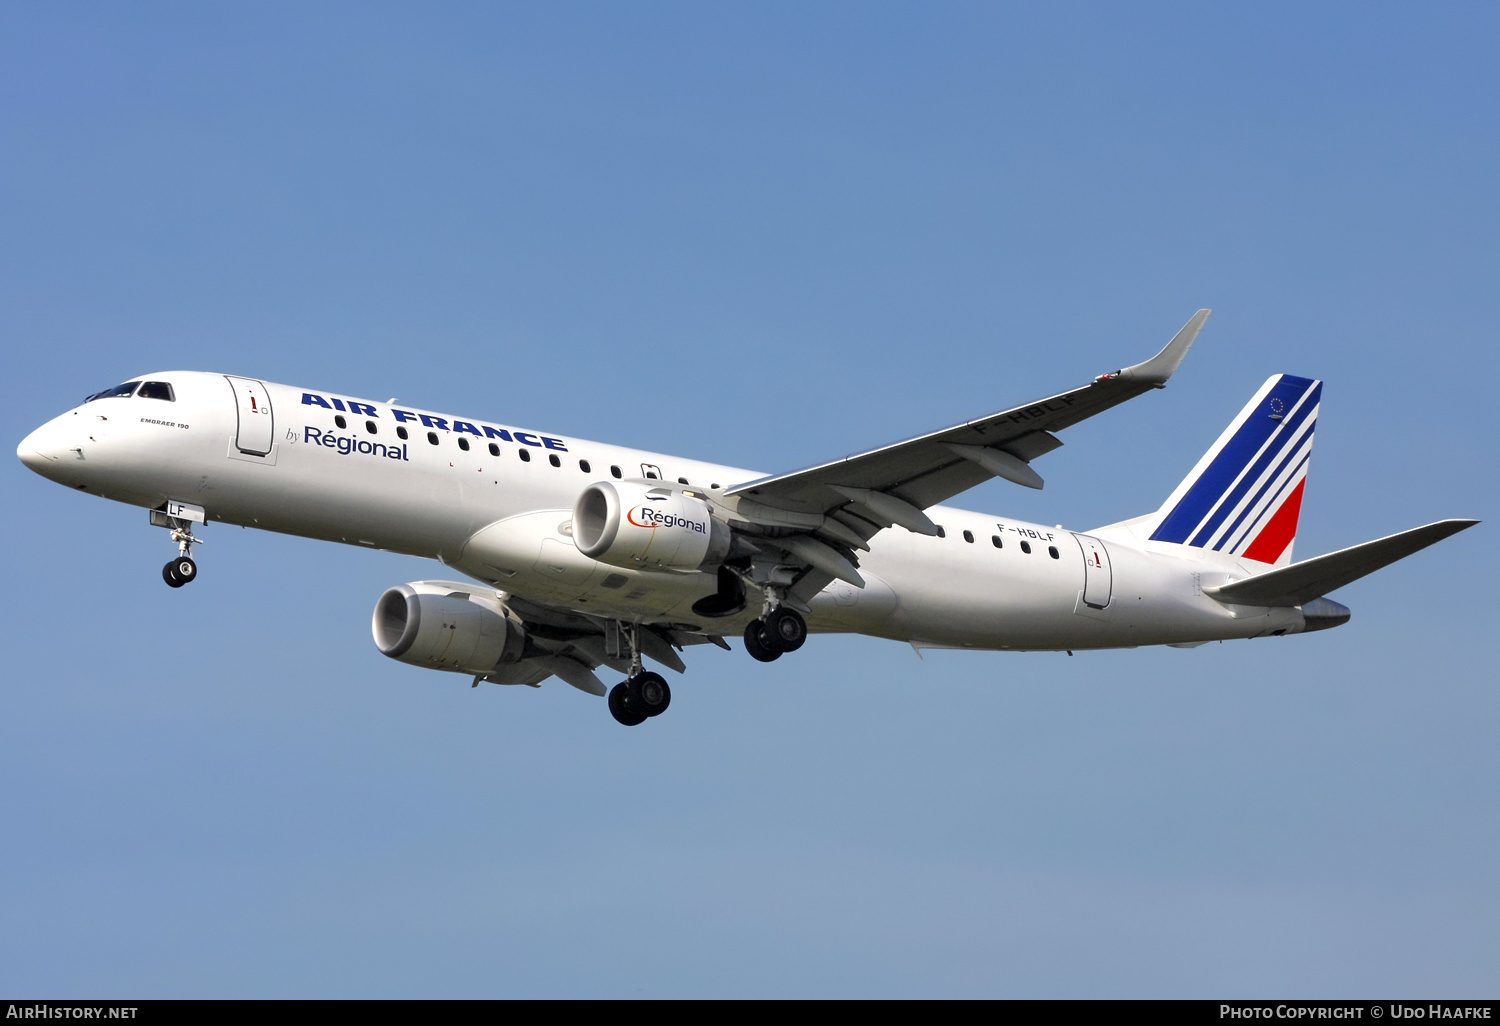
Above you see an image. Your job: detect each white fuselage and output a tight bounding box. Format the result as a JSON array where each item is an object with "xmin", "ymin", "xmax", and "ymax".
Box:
[{"xmin": 17, "ymin": 372, "xmax": 1306, "ymax": 651}]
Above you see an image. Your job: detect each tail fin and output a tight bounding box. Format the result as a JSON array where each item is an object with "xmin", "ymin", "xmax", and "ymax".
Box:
[{"xmin": 1144, "ymin": 374, "xmax": 1321, "ymax": 567}]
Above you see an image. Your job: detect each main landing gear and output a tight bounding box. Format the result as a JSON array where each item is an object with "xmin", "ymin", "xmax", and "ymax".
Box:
[
  {"xmin": 608, "ymin": 671, "xmax": 671, "ymax": 727},
  {"xmin": 608, "ymin": 623, "xmax": 672, "ymax": 727},
  {"xmin": 743, "ymin": 599, "xmax": 807, "ymax": 663}
]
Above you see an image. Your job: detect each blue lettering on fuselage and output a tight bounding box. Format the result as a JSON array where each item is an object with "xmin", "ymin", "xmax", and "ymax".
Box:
[
  {"xmin": 304, "ymin": 425, "xmax": 408, "ymax": 461},
  {"xmin": 300, "ymin": 392, "xmax": 568, "ymax": 452},
  {"xmin": 302, "ymin": 394, "xmax": 378, "ymax": 418}
]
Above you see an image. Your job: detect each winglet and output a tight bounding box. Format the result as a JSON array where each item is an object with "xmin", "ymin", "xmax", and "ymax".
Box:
[{"xmin": 1102, "ymin": 309, "xmax": 1211, "ymax": 388}]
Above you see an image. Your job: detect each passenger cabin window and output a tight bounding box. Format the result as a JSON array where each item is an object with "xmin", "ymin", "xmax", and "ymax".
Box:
[
  {"xmin": 678, "ymin": 477, "xmax": 689, "ymax": 485},
  {"xmin": 1048, "ymin": 545, "xmax": 1060, "ymax": 559},
  {"xmin": 365, "ymin": 420, "xmax": 377, "ymax": 434},
  {"xmin": 335, "ymin": 415, "xmax": 347, "ymax": 429},
  {"xmin": 935, "ymin": 526, "xmax": 946, "ymax": 538},
  {"xmin": 610, "ymin": 465, "xmax": 622, "ymax": 479},
  {"xmin": 137, "ymin": 381, "xmax": 175, "ymax": 401},
  {"xmin": 457, "ymin": 437, "xmax": 470, "ymax": 451},
  {"xmin": 991, "ymin": 535, "xmax": 1003, "ymax": 548},
  {"xmin": 85, "ymin": 381, "xmax": 141, "ymax": 402},
  {"xmin": 1020, "ymin": 540, "xmax": 1032, "ymax": 554},
  {"xmin": 427, "ymin": 431, "xmax": 439, "ymax": 445},
  {"xmin": 579, "ymin": 460, "xmax": 591, "ymax": 473},
  {"xmin": 488, "ymin": 443, "xmax": 500, "ymax": 457},
  {"xmin": 397, "ymin": 426, "xmax": 409, "ymax": 440},
  {"xmin": 549, "ymin": 454, "xmax": 561, "ymax": 467},
  {"xmin": 519, "ymin": 449, "xmax": 531, "ymax": 462},
  {"xmin": 963, "ymin": 530, "xmax": 974, "ymax": 543}
]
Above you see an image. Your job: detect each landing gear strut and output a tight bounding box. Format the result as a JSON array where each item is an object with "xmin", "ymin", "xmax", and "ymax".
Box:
[
  {"xmin": 607, "ymin": 622, "xmax": 673, "ymax": 726},
  {"xmin": 744, "ymin": 592, "xmax": 807, "ymax": 663}
]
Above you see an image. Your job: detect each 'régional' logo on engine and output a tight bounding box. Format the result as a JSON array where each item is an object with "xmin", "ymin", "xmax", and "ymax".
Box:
[{"xmin": 626, "ymin": 506, "xmax": 707, "ymax": 533}]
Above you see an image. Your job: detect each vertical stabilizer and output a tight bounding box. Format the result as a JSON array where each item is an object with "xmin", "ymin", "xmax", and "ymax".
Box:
[{"xmin": 1143, "ymin": 374, "xmax": 1321, "ymax": 567}]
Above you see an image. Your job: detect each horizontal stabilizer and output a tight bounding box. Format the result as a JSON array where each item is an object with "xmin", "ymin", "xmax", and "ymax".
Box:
[{"xmin": 1204, "ymin": 519, "xmax": 1478, "ymax": 607}]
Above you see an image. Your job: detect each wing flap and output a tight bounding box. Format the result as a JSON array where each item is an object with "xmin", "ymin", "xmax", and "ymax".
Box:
[
  {"xmin": 475, "ymin": 593, "xmax": 701, "ymax": 688},
  {"xmin": 533, "ymin": 655, "xmax": 607, "ymax": 696}
]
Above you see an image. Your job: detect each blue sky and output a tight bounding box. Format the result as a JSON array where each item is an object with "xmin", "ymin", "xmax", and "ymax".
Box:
[{"xmin": 2, "ymin": 2, "xmax": 1496, "ymax": 997}]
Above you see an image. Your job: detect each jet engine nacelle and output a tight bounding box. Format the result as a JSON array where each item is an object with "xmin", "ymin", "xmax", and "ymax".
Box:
[
  {"xmin": 372, "ymin": 582, "xmax": 526, "ymax": 675},
  {"xmin": 573, "ymin": 480, "xmax": 731, "ymax": 572}
]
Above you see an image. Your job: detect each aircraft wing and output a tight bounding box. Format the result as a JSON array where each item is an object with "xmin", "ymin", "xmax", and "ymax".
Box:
[
  {"xmin": 472, "ymin": 592, "xmax": 727, "ymax": 694},
  {"xmin": 726, "ymin": 310, "xmax": 1210, "ymax": 538}
]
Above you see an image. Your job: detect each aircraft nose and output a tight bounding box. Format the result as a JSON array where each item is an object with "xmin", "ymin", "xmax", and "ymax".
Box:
[{"xmin": 17, "ymin": 421, "xmax": 68, "ymax": 476}]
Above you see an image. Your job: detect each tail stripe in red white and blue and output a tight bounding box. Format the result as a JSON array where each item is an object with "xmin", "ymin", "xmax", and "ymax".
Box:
[
  {"xmin": 1148, "ymin": 374, "xmax": 1320, "ymax": 565},
  {"xmin": 1197, "ymin": 385, "xmax": 1317, "ymax": 549}
]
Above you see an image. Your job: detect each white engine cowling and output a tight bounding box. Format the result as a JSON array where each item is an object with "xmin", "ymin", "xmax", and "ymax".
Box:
[
  {"xmin": 573, "ymin": 480, "xmax": 731, "ymax": 571},
  {"xmin": 372, "ymin": 582, "xmax": 525, "ymax": 674}
]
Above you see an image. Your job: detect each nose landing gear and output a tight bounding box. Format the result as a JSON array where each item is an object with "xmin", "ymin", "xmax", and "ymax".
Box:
[
  {"xmin": 607, "ymin": 622, "xmax": 674, "ymax": 726},
  {"xmin": 151, "ymin": 504, "xmax": 205, "ymax": 588}
]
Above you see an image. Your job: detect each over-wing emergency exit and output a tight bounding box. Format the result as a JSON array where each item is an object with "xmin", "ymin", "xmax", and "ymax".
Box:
[{"xmin": 17, "ymin": 311, "xmax": 1478, "ymax": 725}]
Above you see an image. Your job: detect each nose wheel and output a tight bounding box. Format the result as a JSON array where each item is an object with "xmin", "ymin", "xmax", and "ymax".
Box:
[{"xmin": 162, "ymin": 556, "xmax": 198, "ymax": 588}]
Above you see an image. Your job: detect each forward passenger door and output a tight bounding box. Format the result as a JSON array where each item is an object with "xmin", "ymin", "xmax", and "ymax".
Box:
[{"xmin": 225, "ymin": 376, "xmax": 274, "ymax": 456}]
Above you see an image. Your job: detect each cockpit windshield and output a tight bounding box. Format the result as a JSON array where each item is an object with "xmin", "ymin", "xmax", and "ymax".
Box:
[{"xmin": 84, "ymin": 381, "xmax": 142, "ymax": 403}]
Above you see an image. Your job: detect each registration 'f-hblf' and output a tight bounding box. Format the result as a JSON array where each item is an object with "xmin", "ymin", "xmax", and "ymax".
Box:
[{"xmin": 17, "ymin": 312, "xmax": 1478, "ymax": 725}]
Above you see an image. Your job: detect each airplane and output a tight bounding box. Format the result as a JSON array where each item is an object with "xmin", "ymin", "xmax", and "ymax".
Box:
[{"xmin": 16, "ymin": 311, "xmax": 1478, "ymax": 726}]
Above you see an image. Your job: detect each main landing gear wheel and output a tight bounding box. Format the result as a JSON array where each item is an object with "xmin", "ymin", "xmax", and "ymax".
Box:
[
  {"xmin": 609, "ymin": 682, "xmax": 648, "ymax": 726},
  {"xmin": 606, "ymin": 624, "xmax": 674, "ymax": 726},
  {"xmin": 609, "ymin": 672, "xmax": 671, "ymax": 726},
  {"xmin": 765, "ymin": 607, "xmax": 807, "ymax": 652},
  {"xmin": 743, "ymin": 619, "xmax": 781, "ymax": 662},
  {"xmin": 162, "ymin": 556, "xmax": 197, "ymax": 588},
  {"xmin": 744, "ymin": 607, "xmax": 806, "ymax": 661},
  {"xmin": 632, "ymin": 672, "xmax": 672, "ymax": 717}
]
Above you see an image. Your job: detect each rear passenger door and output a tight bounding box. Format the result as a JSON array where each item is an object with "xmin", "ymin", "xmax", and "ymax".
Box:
[{"xmin": 1073, "ymin": 533, "xmax": 1113, "ymax": 609}]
